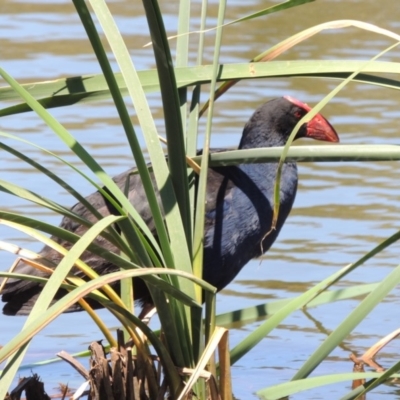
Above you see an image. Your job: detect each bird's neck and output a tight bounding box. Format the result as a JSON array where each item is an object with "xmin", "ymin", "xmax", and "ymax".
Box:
[
  {"xmin": 238, "ymin": 126, "xmax": 288, "ymax": 149},
  {"xmin": 235, "ymin": 161, "xmax": 297, "ymax": 207}
]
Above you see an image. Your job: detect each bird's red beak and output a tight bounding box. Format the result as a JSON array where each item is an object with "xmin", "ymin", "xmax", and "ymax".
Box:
[
  {"xmin": 284, "ymin": 96, "xmax": 339, "ymax": 143},
  {"xmin": 305, "ymin": 113, "xmax": 339, "ymax": 143}
]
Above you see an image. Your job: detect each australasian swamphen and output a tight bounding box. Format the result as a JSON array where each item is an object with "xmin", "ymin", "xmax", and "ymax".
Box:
[{"xmin": 0, "ymin": 96, "xmax": 339, "ymax": 315}]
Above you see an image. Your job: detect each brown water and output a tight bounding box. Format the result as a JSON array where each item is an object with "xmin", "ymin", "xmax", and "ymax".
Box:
[{"xmin": 1, "ymin": 0, "xmax": 400, "ymax": 398}]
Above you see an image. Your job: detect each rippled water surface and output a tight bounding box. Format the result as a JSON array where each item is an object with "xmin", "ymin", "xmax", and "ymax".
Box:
[{"xmin": 2, "ymin": 0, "xmax": 400, "ymax": 398}]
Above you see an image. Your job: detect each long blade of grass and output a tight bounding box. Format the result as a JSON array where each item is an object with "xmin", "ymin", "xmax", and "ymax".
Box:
[
  {"xmin": 0, "ymin": 217, "xmax": 205, "ymax": 306},
  {"xmin": 84, "ymin": 0, "xmax": 195, "ymax": 293},
  {"xmin": 1, "ymin": 216, "xmax": 125, "ymax": 306},
  {"xmin": 215, "ymin": 283, "xmax": 378, "ymax": 328},
  {"xmin": 0, "ymin": 177, "xmax": 137, "ymax": 265},
  {"xmin": 142, "ymin": 0, "xmax": 197, "ymax": 368},
  {"xmin": 186, "ymin": 1, "xmax": 208, "ymax": 360},
  {"xmin": 0, "ymin": 137, "xmax": 137, "ymax": 259},
  {"xmin": 341, "ymin": 358, "xmax": 400, "ymax": 400},
  {"xmin": 0, "ymin": 267, "xmax": 205, "ymax": 313},
  {"xmin": 0, "ymin": 271, "xmax": 200, "ymax": 398},
  {"xmin": 0, "ymin": 179, "xmax": 82, "ymax": 221},
  {"xmin": 0, "ymin": 140, "xmax": 101, "ymax": 217},
  {"xmin": 201, "ymin": 19, "xmax": 400, "ymax": 114},
  {"xmin": 191, "ymin": 144, "xmax": 400, "ymax": 165},
  {"xmin": 0, "ymin": 266, "xmax": 213, "ymax": 364},
  {"xmin": 2, "ymin": 60, "xmax": 400, "ymax": 116},
  {"xmin": 160, "ymin": 0, "xmax": 314, "ymax": 46},
  {"xmin": 177, "ymin": 327, "xmax": 228, "ymax": 400},
  {"xmin": 192, "ymin": 0, "xmax": 226, "ymax": 300},
  {"xmin": 186, "ymin": 2, "xmax": 209, "ymax": 340},
  {"xmin": 84, "ymin": 0, "xmax": 196, "ymax": 370},
  {"xmin": 0, "ymin": 214, "xmax": 124, "ymax": 398},
  {"xmin": 141, "ymin": 0, "xmax": 193, "ymax": 267},
  {"xmin": 292, "ymin": 262, "xmax": 400, "ymax": 381},
  {"xmin": 0, "ymin": 67, "xmax": 159, "ymax": 266},
  {"xmin": 229, "ymin": 221, "xmax": 400, "ymax": 366},
  {"xmin": 73, "ymin": 0, "xmax": 168, "ymax": 273},
  {"xmin": 257, "ymin": 372, "xmax": 400, "ymax": 400},
  {"xmin": 359, "ymin": 360, "xmax": 400, "ymax": 397},
  {"xmin": 0, "ymin": 176, "xmax": 133, "ymax": 259},
  {"xmin": 175, "ymin": 0, "xmax": 190, "ymax": 150},
  {"xmin": 228, "ymin": 261, "xmax": 369, "ymax": 366},
  {"xmin": 3, "ymin": 282, "xmax": 376, "ymax": 374},
  {"xmin": 257, "ymin": 19, "xmax": 400, "ymax": 62},
  {"xmin": 175, "ymin": 0, "xmax": 191, "ymax": 282}
]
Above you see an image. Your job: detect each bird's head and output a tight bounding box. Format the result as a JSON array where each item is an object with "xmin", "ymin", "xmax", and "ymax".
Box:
[{"xmin": 239, "ymin": 96, "xmax": 339, "ymax": 149}]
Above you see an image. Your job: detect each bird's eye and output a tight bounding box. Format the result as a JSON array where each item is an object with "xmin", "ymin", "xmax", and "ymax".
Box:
[{"xmin": 294, "ymin": 110, "xmax": 303, "ymax": 119}]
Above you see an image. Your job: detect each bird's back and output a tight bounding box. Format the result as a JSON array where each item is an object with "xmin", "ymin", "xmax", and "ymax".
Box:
[{"xmin": 202, "ymin": 161, "xmax": 298, "ymax": 290}]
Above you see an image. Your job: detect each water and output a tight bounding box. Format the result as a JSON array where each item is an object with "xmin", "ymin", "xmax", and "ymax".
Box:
[{"xmin": 1, "ymin": 0, "xmax": 400, "ymax": 398}]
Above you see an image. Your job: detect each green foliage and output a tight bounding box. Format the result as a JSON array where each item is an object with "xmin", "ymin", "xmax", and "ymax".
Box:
[{"xmin": 1, "ymin": 0, "xmax": 400, "ymax": 399}]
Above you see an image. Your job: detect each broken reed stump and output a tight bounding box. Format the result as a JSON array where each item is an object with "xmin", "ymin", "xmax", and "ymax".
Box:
[
  {"xmin": 75, "ymin": 329, "xmax": 147, "ymax": 400},
  {"xmin": 6, "ymin": 326, "xmax": 227, "ymax": 400},
  {"xmin": 87, "ymin": 339, "xmax": 143, "ymax": 400},
  {"xmin": 5, "ymin": 374, "xmax": 52, "ymax": 400}
]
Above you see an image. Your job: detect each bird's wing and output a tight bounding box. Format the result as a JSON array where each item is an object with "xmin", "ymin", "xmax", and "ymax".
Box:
[
  {"xmin": 59, "ymin": 167, "xmax": 158, "ymax": 233},
  {"xmin": 203, "ymin": 168, "xmax": 236, "ymax": 232}
]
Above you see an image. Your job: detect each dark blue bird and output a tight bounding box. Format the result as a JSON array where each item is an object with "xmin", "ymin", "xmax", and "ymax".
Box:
[{"xmin": 1, "ymin": 97, "xmax": 339, "ymax": 315}]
